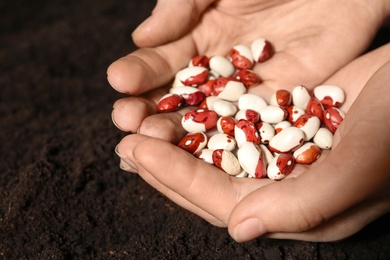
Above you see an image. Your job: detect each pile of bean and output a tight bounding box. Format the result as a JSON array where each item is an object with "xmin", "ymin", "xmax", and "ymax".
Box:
[{"xmin": 156, "ymin": 38, "xmax": 345, "ymax": 180}]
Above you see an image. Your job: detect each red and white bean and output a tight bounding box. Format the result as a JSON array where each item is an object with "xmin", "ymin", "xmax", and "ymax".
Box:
[
  {"xmin": 268, "ymin": 127, "xmax": 305, "ymax": 153},
  {"xmin": 178, "ymin": 132, "xmax": 208, "ymax": 154},
  {"xmin": 212, "ymin": 149, "xmax": 241, "ymax": 176},
  {"xmin": 250, "ymin": 38, "xmax": 274, "ymax": 63},
  {"xmin": 207, "ymin": 133, "xmax": 237, "ymax": 151},
  {"xmin": 209, "ymin": 56, "xmax": 235, "ymax": 77},
  {"xmin": 291, "ymin": 85, "xmax": 311, "ymax": 110},
  {"xmin": 237, "ymin": 142, "xmax": 267, "ymax": 178},
  {"xmin": 238, "ymin": 93, "xmax": 267, "ymax": 113},
  {"xmin": 313, "ymin": 127, "xmax": 333, "ymax": 149},
  {"xmin": 156, "ymin": 40, "xmax": 346, "ymax": 181},
  {"xmin": 267, "ymin": 153, "xmax": 295, "ymax": 180},
  {"xmin": 293, "ymin": 142, "xmax": 321, "ymax": 164},
  {"xmin": 313, "ymin": 85, "xmax": 345, "ymax": 108}
]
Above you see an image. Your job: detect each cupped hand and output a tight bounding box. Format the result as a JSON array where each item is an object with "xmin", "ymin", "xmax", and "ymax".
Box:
[
  {"xmin": 115, "ymin": 44, "xmax": 390, "ymax": 242},
  {"xmin": 108, "ymin": 0, "xmax": 388, "ymax": 141}
]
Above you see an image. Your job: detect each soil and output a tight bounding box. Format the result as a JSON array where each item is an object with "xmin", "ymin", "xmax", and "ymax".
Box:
[{"xmin": 1, "ymin": 0, "xmax": 389, "ymax": 259}]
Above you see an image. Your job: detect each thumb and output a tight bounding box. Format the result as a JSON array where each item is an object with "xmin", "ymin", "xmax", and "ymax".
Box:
[
  {"xmin": 132, "ymin": 0, "xmax": 215, "ymax": 47},
  {"xmin": 228, "ymin": 139, "xmax": 389, "ymax": 242},
  {"xmin": 228, "ymin": 130, "xmax": 390, "ymax": 242},
  {"xmin": 228, "ymin": 175, "xmax": 327, "ymax": 242}
]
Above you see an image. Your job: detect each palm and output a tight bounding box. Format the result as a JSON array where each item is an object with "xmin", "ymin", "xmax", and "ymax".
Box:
[{"xmin": 174, "ymin": 0, "xmax": 377, "ymax": 98}]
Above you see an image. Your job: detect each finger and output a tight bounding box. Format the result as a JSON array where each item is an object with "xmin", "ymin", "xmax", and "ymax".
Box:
[
  {"xmin": 111, "ymin": 86, "xmax": 166, "ymax": 133},
  {"xmin": 132, "ymin": 0, "xmax": 215, "ymax": 47},
  {"xmin": 129, "ymin": 135, "xmax": 274, "ymax": 225},
  {"xmin": 112, "ymin": 94, "xmax": 190, "ymax": 143},
  {"xmin": 119, "ymin": 159, "xmax": 137, "ymax": 173},
  {"xmin": 117, "ymin": 134, "xmax": 224, "ymax": 226},
  {"xmin": 112, "ymin": 96, "xmax": 157, "ymax": 133},
  {"xmin": 107, "ymin": 34, "xmax": 196, "ymax": 95},
  {"xmin": 137, "ymin": 111, "xmax": 189, "ymax": 144},
  {"xmin": 115, "ymin": 144, "xmax": 138, "ymax": 172}
]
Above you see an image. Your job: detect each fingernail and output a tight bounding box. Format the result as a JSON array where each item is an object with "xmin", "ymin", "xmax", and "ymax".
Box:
[
  {"xmin": 114, "ymin": 144, "xmax": 127, "ymax": 159},
  {"xmin": 232, "ymin": 218, "xmax": 267, "ymax": 243},
  {"xmin": 111, "ymin": 110, "xmax": 121, "ymax": 129},
  {"xmin": 119, "ymin": 162, "xmax": 137, "ymax": 173}
]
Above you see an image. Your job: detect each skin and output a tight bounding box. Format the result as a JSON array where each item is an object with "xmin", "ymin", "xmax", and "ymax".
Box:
[{"xmin": 108, "ymin": 0, "xmax": 390, "ymax": 242}]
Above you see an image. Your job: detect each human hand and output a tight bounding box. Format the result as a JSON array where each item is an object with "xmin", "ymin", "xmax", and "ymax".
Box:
[
  {"xmin": 115, "ymin": 44, "xmax": 390, "ymax": 242},
  {"xmin": 108, "ymin": 0, "xmax": 389, "ymax": 142}
]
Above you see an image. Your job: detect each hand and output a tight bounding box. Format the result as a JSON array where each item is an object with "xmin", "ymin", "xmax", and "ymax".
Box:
[
  {"xmin": 108, "ymin": 0, "xmax": 389, "ymax": 142},
  {"xmin": 115, "ymin": 44, "xmax": 390, "ymax": 242}
]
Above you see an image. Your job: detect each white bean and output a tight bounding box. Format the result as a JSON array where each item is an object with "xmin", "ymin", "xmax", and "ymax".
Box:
[
  {"xmin": 238, "ymin": 93, "xmax": 267, "ymax": 113},
  {"xmin": 291, "ymin": 85, "xmax": 311, "ymax": 110},
  {"xmin": 237, "ymin": 142, "xmax": 267, "ymax": 178},
  {"xmin": 212, "ymin": 99, "xmax": 238, "ymax": 117},
  {"xmin": 209, "ymin": 56, "xmax": 235, "ymax": 77},
  {"xmin": 207, "ymin": 133, "xmax": 237, "ymax": 151},
  {"xmin": 269, "ymin": 127, "xmax": 305, "ymax": 153},
  {"xmin": 313, "ymin": 85, "xmax": 345, "ymax": 108},
  {"xmin": 259, "ymin": 105, "xmax": 287, "ymax": 124},
  {"xmin": 313, "ymin": 127, "xmax": 334, "ymax": 149}
]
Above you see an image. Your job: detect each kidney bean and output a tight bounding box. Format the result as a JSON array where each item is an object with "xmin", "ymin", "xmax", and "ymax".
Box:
[
  {"xmin": 323, "ymin": 107, "xmax": 345, "ymax": 134},
  {"xmin": 313, "ymin": 85, "xmax": 345, "ymax": 108},
  {"xmin": 235, "ymin": 109, "xmax": 260, "ymax": 124},
  {"xmin": 209, "ymin": 55, "xmax": 235, "ymax": 77},
  {"xmin": 182, "ymin": 109, "xmax": 219, "ymax": 133},
  {"xmin": 270, "ymin": 89, "xmax": 292, "ymax": 108},
  {"xmin": 238, "ymin": 93, "xmax": 267, "ymax": 113},
  {"xmin": 306, "ymin": 97, "xmax": 324, "ymax": 121},
  {"xmin": 293, "ymin": 142, "xmax": 321, "ymax": 164},
  {"xmin": 251, "ymin": 38, "xmax": 274, "ymax": 63},
  {"xmin": 234, "ymin": 69, "xmax": 261, "ymax": 88},
  {"xmin": 156, "ymin": 93, "xmax": 184, "ymax": 113},
  {"xmin": 269, "ymin": 127, "xmax": 305, "ymax": 153},
  {"xmin": 267, "ymin": 153, "xmax": 295, "ymax": 180},
  {"xmin": 287, "ymin": 105, "xmax": 306, "ymax": 123},
  {"xmin": 212, "ymin": 77, "xmax": 247, "ymax": 101},
  {"xmin": 229, "ymin": 44, "xmax": 254, "ymax": 70},
  {"xmin": 259, "ymin": 105, "xmax": 288, "ymax": 124},
  {"xmin": 212, "ymin": 99, "xmax": 238, "ymax": 117},
  {"xmin": 197, "ymin": 79, "xmax": 215, "ymax": 97},
  {"xmin": 198, "ymin": 96, "xmax": 220, "ymax": 110},
  {"xmin": 313, "ymin": 127, "xmax": 333, "ymax": 149},
  {"xmin": 188, "ymin": 55, "xmax": 209, "ymax": 68},
  {"xmin": 177, "ymin": 132, "xmax": 208, "ymax": 154},
  {"xmin": 181, "ymin": 91, "xmax": 206, "ymax": 106},
  {"xmin": 291, "ymin": 85, "xmax": 311, "ymax": 110},
  {"xmin": 237, "ymin": 142, "xmax": 267, "ymax": 178},
  {"xmin": 234, "ymin": 119, "xmax": 261, "ymax": 147},
  {"xmin": 170, "ymin": 86, "xmax": 200, "ymax": 95},
  {"xmin": 194, "ymin": 148, "xmax": 214, "ymax": 164},
  {"xmin": 207, "ymin": 133, "xmax": 237, "ymax": 151},
  {"xmin": 212, "ymin": 149, "xmax": 241, "ymax": 176},
  {"xmin": 256, "ymin": 122, "xmax": 275, "ymax": 144},
  {"xmin": 217, "ymin": 116, "xmax": 236, "ymax": 137},
  {"xmin": 273, "ymin": 121, "xmax": 292, "ymax": 134},
  {"xmin": 293, "ymin": 114, "xmax": 321, "ymax": 141}
]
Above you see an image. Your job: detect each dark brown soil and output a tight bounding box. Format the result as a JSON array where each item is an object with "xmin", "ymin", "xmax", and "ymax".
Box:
[{"xmin": 1, "ymin": 0, "xmax": 389, "ymax": 259}]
